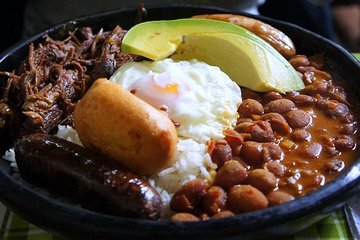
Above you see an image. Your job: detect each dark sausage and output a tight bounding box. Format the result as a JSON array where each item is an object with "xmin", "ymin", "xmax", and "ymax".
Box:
[{"xmin": 14, "ymin": 134, "xmax": 162, "ymax": 220}]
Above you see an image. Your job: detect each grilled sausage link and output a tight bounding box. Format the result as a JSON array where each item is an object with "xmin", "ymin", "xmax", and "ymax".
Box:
[{"xmin": 14, "ymin": 133, "xmax": 163, "ymax": 220}]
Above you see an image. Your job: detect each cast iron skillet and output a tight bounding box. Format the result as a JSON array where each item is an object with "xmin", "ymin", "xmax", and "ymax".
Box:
[{"xmin": 0, "ymin": 5, "xmax": 360, "ymax": 240}]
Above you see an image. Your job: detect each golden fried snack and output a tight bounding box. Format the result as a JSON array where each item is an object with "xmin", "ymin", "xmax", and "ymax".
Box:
[
  {"xmin": 192, "ymin": 14, "xmax": 296, "ymax": 59},
  {"xmin": 74, "ymin": 78, "xmax": 177, "ymax": 176}
]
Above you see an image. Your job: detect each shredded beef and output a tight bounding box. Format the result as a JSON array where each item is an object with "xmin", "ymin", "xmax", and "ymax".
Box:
[{"xmin": 0, "ymin": 25, "xmax": 136, "ymax": 140}]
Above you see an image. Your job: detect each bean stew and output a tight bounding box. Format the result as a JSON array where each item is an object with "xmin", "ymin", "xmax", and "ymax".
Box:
[{"xmin": 170, "ymin": 54, "xmax": 359, "ymax": 221}]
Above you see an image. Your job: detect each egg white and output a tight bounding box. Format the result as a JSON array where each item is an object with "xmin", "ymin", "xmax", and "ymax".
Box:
[{"xmin": 110, "ymin": 58, "xmax": 242, "ymax": 143}]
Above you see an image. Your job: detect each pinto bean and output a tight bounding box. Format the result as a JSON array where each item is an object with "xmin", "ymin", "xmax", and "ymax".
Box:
[
  {"xmin": 297, "ymin": 65, "xmax": 317, "ymax": 74},
  {"xmin": 170, "ymin": 213, "xmax": 200, "ymax": 222},
  {"xmin": 307, "ymin": 69, "xmax": 332, "ymax": 82},
  {"xmin": 250, "ymin": 121, "xmax": 275, "ymax": 142},
  {"xmin": 339, "ymin": 123, "xmax": 356, "ymax": 135},
  {"xmin": 264, "ymin": 99, "xmax": 295, "ymax": 114},
  {"xmin": 236, "ymin": 121, "xmax": 275, "ymax": 143},
  {"xmin": 211, "ymin": 210, "xmax": 235, "ymax": 219},
  {"xmin": 300, "ymin": 68, "xmax": 331, "ymax": 85},
  {"xmin": 333, "ymin": 135, "xmax": 355, "ymax": 152},
  {"xmin": 247, "ymin": 169, "xmax": 277, "ymax": 193},
  {"xmin": 339, "ymin": 114, "xmax": 355, "ymax": 124},
  {"xmin": 261, "ymin": 112, "xmax": 291, "ymax": 135},
  {"xmin": 203, "ymin": 186, "xmax": 227, "ymax": 214},
  {"xmin": 298, "ymin": 142, "xmax": 322, "ymax": 158},
  {"xmin": 289, "ymin": 55, "xmax": 310, "ymax": 68},
  {"xmin": 264, "ymin": 161, "xmax": 286, "ymax": 177},
  {"xmin": 315, "ymin": 97, "xmax": 329, "ymax": 109},
  {"xmin": 224, "ymin": 129, "xmax": 244, "ymax": 150},
  {"xmin": 237, "ymin": 118, "xmax": 253, "ymax": 124},
  {"xmin": 290, "ymin": 94, "xmax": 316, "ymax": 107},
  {"xmin": 170, "ymin": 179, "xmax": 207, "ymax": 212},
  {"xmin": 302, "ymin": 80, "xmax": 329, "ymax": 96},
  {"xmin": 227, "ymin": 185, "xmax": 268, "ymax": 213},
  {"xmin": 285, "ymin": 110, "xmax": 311, "ymax": 129},
  {"xmin": 238, "ymin": 99, "xmax": 264, "ymax": 118},
  {"xmin": 211, "ymin": 141, "xmax": 232, "ymax": 168},
  {"xmin": 326, "ymin": 101, "xmax": 349, "ymax": 117},
  {"xmin": 214, "ymin": 160, "xmax": 248, "ymax": 190},
  {"xmin": 235, "ymin": 121, "xmax": 254, "ymax": 133},
  {"xmin": 308, "ymin": 54, "xmax": 325, "ymax": 69},
  {"xmin": 239, "ymin": 141, "xmax": 263, "ymax": 165},
  {"xmin": 329, "ymin": 86, "xmax": 348, "ymax": 104},
  {"xmin": 291, "ymin": 129, "xmax": 311, "ymax": 142},
  {"xmin": 266, "ymin": 191, "xmax": 295, "ymax": 206},
  {"xmin": 241, "ymin": 88, "xmax": 262, "ymax": 102},
  {"xmin": 262, "ymin": 92, "xmax": 282, "ymax": 105},
  {"xmin": 262, "ymin": 143, "xmax": 284, "ymax": 161}
]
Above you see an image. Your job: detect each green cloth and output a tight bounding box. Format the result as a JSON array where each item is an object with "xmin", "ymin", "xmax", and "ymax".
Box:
[
  {"xmin": 0, "ymin": 207, "xmax": 352, "ymax": 240},
  {"xmin": 354, "ymin": 53, "xmax": 360, "ymax": 61}
]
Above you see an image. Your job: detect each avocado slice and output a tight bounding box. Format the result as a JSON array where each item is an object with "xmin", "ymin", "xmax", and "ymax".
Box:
[
  {"xmin": 121, "ymin": 19, "xmax": 304, "ymax": 93},
  {"xmin": 121, "ymin": 18, "xmax": 261, "ymax": 61},
  {"xmin": 172, "ymin": 33, "xmax": 304, "ymax": 93}
]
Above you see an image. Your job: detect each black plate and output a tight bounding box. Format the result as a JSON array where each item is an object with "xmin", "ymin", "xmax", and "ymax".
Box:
[{"xmin": 0, "ymin": 5, "xmax": 360, "ymax": 240}]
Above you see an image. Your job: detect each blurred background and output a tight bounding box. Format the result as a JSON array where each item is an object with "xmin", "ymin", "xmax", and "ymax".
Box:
[{"xmin": 0, "ymin": 0, "xmax": 359, "ymax": 53}]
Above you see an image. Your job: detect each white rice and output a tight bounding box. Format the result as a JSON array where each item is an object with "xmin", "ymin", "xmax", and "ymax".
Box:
[
  {"xmin": 2, "ymin": 148, "xmax": 17, "ymax": 172},
  {"xmin": 2, "ymin": 125, "xmax": 217, "ymax": 210},
  {"xmin": 56, "ymin": 125, "xmax": 83, "ymax": 146}
]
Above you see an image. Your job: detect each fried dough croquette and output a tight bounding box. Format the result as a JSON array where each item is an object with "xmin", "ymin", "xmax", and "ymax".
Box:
[{"xmin": 74, "ymin": 78, "xmax": 178, "ymax": 176}]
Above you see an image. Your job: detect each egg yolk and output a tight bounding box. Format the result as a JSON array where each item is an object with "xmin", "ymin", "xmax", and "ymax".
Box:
[{"xmin": 131, "ymin": 72, "xmax": 183, "ymax": 111}]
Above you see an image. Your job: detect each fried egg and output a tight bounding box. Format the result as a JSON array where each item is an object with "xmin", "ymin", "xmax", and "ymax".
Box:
[{"xmin": 110, "ymin": 58, "xmax": 242, "ymax": 143}]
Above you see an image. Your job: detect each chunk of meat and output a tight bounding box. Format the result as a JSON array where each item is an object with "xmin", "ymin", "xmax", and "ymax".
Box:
[{"xmin": 0, "ymin": 25, "xmax": 136, "ymax": 140}]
